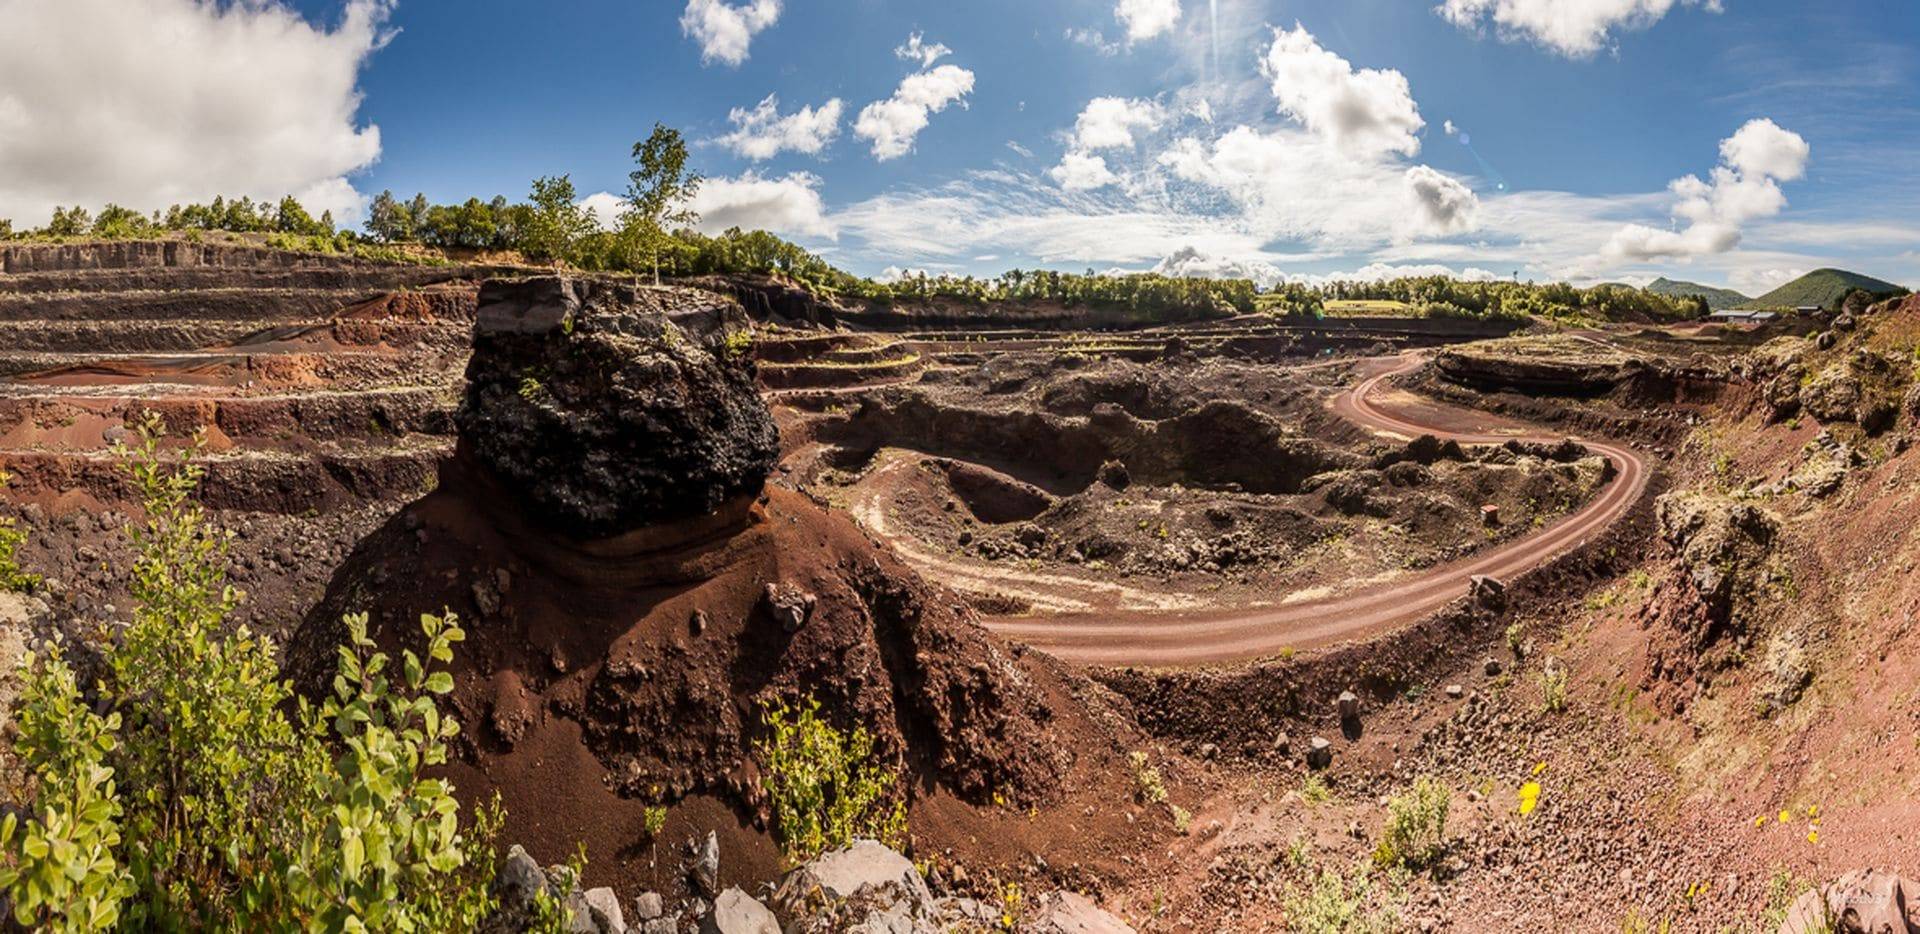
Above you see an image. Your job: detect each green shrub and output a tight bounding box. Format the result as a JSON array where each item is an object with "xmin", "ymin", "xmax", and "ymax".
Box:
[
  {"xmin": 0, "ymin": 646, "xmax": 133, "ymax": 931},
  {"xmin": 1128, "ymin": 750, "xmax": 1167, "ymax": 805},
  {"xmin": 1372, "ymin": 776, "xmax": 1449, "ymax": 870},
  {"xmin": 0, "ymin": 470, "xmax": 40, "ymax": 593},
  {"xmin": 1539, "ymin": 662, "xmax": 1569, "ymax": 714},
  {"xmin": 1284, "ymin": 863, "xmax": 1397, "ymax": 934},
  {"xmin": 755, "ymin": 695, "xmax": 907, "ymax": 863},
  {"xmin": 1301, "ymin": 772, "xmax": 1332, "ymax": 806},
  {"xmin": 0, "ymin": 416, "xmax": 501, "ymax": 930}
]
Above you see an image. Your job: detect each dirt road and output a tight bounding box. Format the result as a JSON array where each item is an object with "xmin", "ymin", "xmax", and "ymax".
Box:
[{"xmin": 982, "ymin": 353, "xmax": 1651, "ymax": 666}]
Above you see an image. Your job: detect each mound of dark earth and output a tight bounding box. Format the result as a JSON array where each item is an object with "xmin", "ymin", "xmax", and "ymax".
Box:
[{"xmin": 290, "ymin": 276, "xmax": 1145, "ymax": 894}]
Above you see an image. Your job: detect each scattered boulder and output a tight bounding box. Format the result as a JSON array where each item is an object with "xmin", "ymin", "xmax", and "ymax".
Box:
[
  {"xmin": 1306, "ymin": 736, "xmax": 1333, "ymax": 770},
  {"xmin": 1028, "ymin": 890, "xmax": 1136, "ymax": 933},
  {"xmin": 690, "ymin": 831, "xmax": 721, "ymax": 898},
  {"xmin": 702, "ymin": 888, "xmax": 779, "ymax": 934},
  {"xmin": 1469, "ymin": 574, "xmax": 1508, "ymax": 614},
  {"xmin": 1095, "ymin": 459, "xmax": 1131, "ymax": 490},
  {"xmin": 1337, "ymin": 690, "xmax": 1360, "ymax": 721},
  {"xmin": 1778, "ymin": 869, "xmax": 1920, "ymax": 934},
  {"xmin": 760, "ymin": 582, "xmax": 816, "ymax": 633}
]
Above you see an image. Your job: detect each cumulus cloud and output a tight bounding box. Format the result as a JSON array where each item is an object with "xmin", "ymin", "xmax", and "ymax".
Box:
[
  {"xmin": 689, "ymin": 171, "xmax": 836, "ymax": 239},
  {"xmin": 1069, "ymin": 97, "xmax": 1166, "ymax": 150},
  {"xmin": 854, "ymin": 57, "xmax": 975, "ymax": 161},
  {"xmin": 1443, "ymin": 119, "xmax": 1459, "ymax": 136},
  {"xmin": 1152, "ymin": 246, "xmax": 1284, "ymax": 287},
  {"xmin": 1436, "ymin": 0, "xmax": 1720, "ymax": 58},
  {"xmin": 580, "ymin": 191, "xmax": 628, "ymax": 231},
  {"xmin": 1262, "ymin": 25, "xmax": 1424, "ymax": 157},
  {"xmin": 1604, "ymin": 118, "xmax": 1809, "ymax": 260},
  {"xmin": 0, "ymin": 0, "xmax": 392, "ymax": 228},
  {"xmin": 680, "ymin": 0, "xmax": 780, "ymax": 68},
  {"xmin": 1116, "ymin": 0, "xmax": 1182, "ymax": 42},
  {"xmin": 1404, "ymin": 165, "xmax": 1478, "ymax": 236},
  {"xmin": 895, "ymin": 32, "xmax": 951, "ymax": 68},
  {"xmin": 714, "ymin": 94, "xmax": 844, "ymax": 160},
  {"xmin": 1049, "ymin": 152, "xmax": 1120, "ymax": 191},
  {"xmin": 1047, "ymin": 97, "xmax": 1165, "ymax": 191}
]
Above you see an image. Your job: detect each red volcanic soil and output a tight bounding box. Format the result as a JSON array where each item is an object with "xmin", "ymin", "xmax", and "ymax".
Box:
[{"xmin": 287, "ymin": 457, "xmax": 1157, "ymax": 895}]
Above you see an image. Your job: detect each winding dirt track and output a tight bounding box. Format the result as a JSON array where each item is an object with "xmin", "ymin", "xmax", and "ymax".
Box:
[{"xmin": 982, "ymin": 353, "xmax": 1651, "ymax": 667}]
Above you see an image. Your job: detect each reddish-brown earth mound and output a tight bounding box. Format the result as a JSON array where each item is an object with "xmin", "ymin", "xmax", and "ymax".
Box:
[{"xmin": 287, "ymin": 276, "xmax": 1147, "ymax": 895}]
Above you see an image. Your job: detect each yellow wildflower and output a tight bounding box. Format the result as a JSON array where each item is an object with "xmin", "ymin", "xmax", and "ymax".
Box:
[
  {"xmin": 1518, "ymin": 781, "xmax": 1542, "ymax": 815},
  {"xmin": 1778, "ymin": 809, "xmax": 1791, "ymax": 824},
  {"xmin": 1808, "ymin": 830, "xmax": 1819, "ymax": 844},
  {"xmin": 1532, "ymin": 761, "xmax": 1548, "ymax": 776},
  {"xmin": 1754, "ymin": 815, "xmax": 1767, "ymax": 827}
]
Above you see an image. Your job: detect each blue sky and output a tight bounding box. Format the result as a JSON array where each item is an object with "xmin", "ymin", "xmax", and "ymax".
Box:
[{"xmin": 5, "ymin": 0, "xmax": 1917, "ymax": 294}]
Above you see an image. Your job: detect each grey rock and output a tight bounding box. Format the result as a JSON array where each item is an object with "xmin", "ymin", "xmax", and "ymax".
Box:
[
  {"xmin": 691, "ymin": 831, "xmax": 721, "ymax": 897},
  {"xmin": 1337, "ymin": 690, "xmax": 1360, "ymax": 721},
  {"xmin": 701, "ymin": 888, "xmax": 778, "ymax": 934},
  {"xmin": 633, "ymin": 892, "xmax": 664, "ymax": 921},
  {"xmin": 1483, "ymin": 658, "xmax": 1503, "ymax": 676},
  {"xmin": 1444, "ymin": 684, "xmax": 1464, "ymax": 699},
  {"xmin": 1306, "ymin": 736, "xmax": 1333, "ymax": 770},
  {"xmin": 773, "ymin": 839, "xmax": 931, "ymax": 910},
  {"xmin": 584, "ymin": 887, "xmax": 626, "ymax": 933},
  {"xmin": 1028, "ymin": 890, "xmax": 1137, "ymax": 933}
]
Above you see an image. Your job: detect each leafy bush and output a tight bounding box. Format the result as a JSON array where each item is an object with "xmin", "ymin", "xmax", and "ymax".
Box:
[
  {"xmin": 1284, "ymin": 863, "xmax": 1398, "ymax": 934},
  {"xmin": 0, "ymin": 416, "xmax": 501, "ymax": 930},
  {"xmin": 0, "ymin": 471, "xmax": 40, "ymax": 594},
  {"xmin": 755, "ymin": 695, "xmax": 907, "ymax": 863},
  {"xmin": 1372, "ymin": 776, "xmax": 1449, "ymax": 870},
  {"xmin": 1128, "ymin": 750, "xmax": 1167, "ymax": 805},
  {"xmin": 1539, "ymin": 661, "xmax": 1569, "ymax": 714},
  {"xmin": 0, "ymin": 647, "xmax": 133, "ymax": 931}
]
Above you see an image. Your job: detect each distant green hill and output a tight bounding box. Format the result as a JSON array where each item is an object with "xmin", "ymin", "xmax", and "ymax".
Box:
[
  {"xmin": 1646, "ymin": 277, "xmax": 1749, "ymax": 311},
  {"xmin": 1751, "ymin": 268, "xmax": 1908, "ymax": 310}
]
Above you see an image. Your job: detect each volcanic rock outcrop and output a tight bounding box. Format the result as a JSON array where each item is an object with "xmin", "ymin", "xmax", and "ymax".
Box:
[
  {"xmin": 291, "ymin": 276, "xmax": 1137, "ymax": 894},
  {"xmin": 456, "ymin": 277, "xmax": 780, "ymax": 537}
]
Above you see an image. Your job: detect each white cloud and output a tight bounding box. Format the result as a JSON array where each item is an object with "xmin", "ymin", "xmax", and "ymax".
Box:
[
  {"xmin": 1006, "ymin": 141, "xmax": 1035, "ymax": 158},
  {"xmin": 1048, "ymin": 97, "xmax": 1163, "ymax": 191},
  {"xmin": 1404, "ymin": 165, "xmax": 1478, "ymax": 236},
  {"xmin": 854, "ymin": 63, "xmax": 976, "ymax": 161},
  {"xmin": 1604, "ymin": 118, "xmax": 1809, "ymax": 260},
  {"xmin": 1443, "ymin": 119, "xmax": 1459, "ymax": 136},
  {"xmin": 0, "ymin": 0, "xmax": 391, "ymax": 228},
  {"xmin": 1436, "ymin": 0, "xmax": 1720, "ymax": 58},
  {"xmin": 1262, "ymin": 25, "xmax": 1424, "ymax": 157},
  {"xmin": 1116, "ymin": 0, "xmax": 1182, "ymax": 43},
  {"xmin": 1069, "ymin": 97, "xmax": 1166, "ymax": 150},
  {"xmin": 690, "ymin": 171, "xmax": 836, "ymax": 239},
  {"xmin": 1157, "ymin": 125, "xmax": 1476, "ymax": 247},
  {"xmin": 1049, "ymin": 152, "xmax": 1120, "ymax": 191},
  {"xmin": 714, "ymin": 94, "xmax": 843, "ymax": 160},
  {"xmin": 580, "ymin": 191, "xmax": 627, "ymax": 231},
  {"xmin": 895, "ymin": 32, "xmax": 951, "ymax": 68},
  {"xmin": 1729, "ymin": 266, "xmax": 1806, "ymax": 296},
  {"xmin": 680, "ymin": 0, "xmax": 780, "ymax": 68},
  {"xmin": 1152, "ymin": 245, "xmax": 1284, "ymax": 287},
  {"xmin": 1066, "ymin": 27, "xmax": 1124, "ymax": 56}
]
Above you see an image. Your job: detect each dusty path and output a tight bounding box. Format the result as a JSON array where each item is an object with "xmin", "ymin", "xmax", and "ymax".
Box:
[{"xmin": 984, "ymin": 353, "xmax": 1650, "ymax": 666}]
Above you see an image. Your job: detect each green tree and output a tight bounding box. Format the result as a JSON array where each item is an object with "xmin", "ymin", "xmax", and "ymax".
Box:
[
  {"xmin": 624, "ymin": 123, "xmax": 703, "ymax": 284},
  {"xmin": 46, "ymin": 206, "xmax": 91, "ymax": 237},
  {"xmin": 522, "ymin": 175, "xmax": 594, "ymax": 265},
  {"xmin": 364, "ymin": 191, "xmax": 411, "ymax": 242},
  {"xmin": 274, "ymin": 196, "xmax": 322, "ymax": 236}
]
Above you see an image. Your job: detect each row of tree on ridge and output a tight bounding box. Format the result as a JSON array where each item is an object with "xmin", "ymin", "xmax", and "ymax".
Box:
[{"xmin": 0, "ymin": 125, "xmax": 1707, "ymax": 324}]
